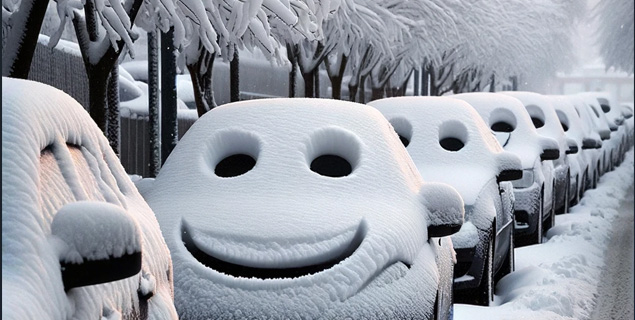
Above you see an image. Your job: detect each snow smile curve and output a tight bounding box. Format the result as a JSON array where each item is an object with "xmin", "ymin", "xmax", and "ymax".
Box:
[{"xmin": 181, "ymin": 219, "xmax": 366, "ymax": 279}]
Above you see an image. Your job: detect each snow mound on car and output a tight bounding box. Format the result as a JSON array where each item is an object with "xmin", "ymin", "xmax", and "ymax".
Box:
[
  {"xmin": 145, "ymin": 98, "xmax": 462, "ymax": 318},
  {"xmin": 2, "ymin": 77, "xmax": 176, "ymax": 319},
  {"xmin": 369, "ymin": 96, "xmax": 520, "ymax": 205}
]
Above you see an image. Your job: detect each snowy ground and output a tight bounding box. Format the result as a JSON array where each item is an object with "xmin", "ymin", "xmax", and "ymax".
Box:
[{"xmin": 455, "ymin": 148, "xmax": 634, "ymax": 320}]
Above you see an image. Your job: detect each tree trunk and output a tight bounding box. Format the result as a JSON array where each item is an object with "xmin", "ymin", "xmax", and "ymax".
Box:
[
  {"xmin": 429, "ymin": 67, "xmax": 438, "ymax": 96},
  {"xmin": 325, "ymin": 54, "xmax": 347, "ymax": 100},
  {"xmin": 348, "ymin": 83, "xmax": 358, "ymax": 102},
  {"xmin": 371, "ymin": 87, "xmax": 384, "ymax": 101},
  {"xmin": 2, "ymin": 0, "xmax": 48, "ymax": 78},
  {"xmin": 359, "ymin": 75, "xmax": 367, "ymax": 104},
  {"xmin": 489, "ymin": 74, "xmax": 496, "ymax": 92},
  {"xmin": 286, "ymin": 43, "xmax": 297, "ymax": 98},
  {"xmin": 107, "ymin": 61, "xmax": 120, "ymax": 157},
  {"xmin": 289, "ymin": 61, "xmax": 297, "ymax": 97},
  {"xmin": 302, "ymin": 71, "xmax": 314, "ymax": 98},
  {"xmin": 314, "ymin": 68, "xmax": 320, "ymax": 98},
  {"xmin": 161, "ymin": 27, "xmax": 178, "ymax": 163},
  {"xmin": 422, "ymin": 66, "xmax": 429, "ymax": 96},
  {"xmin": 71, "ymin": 0, "xmax": 143, "ymax": 134},
  {"xmin": 187, "ymin": 49, "xmax": 216, "ymax": 117},
  {"xmin": 511, "ymin": 76, "xmax": 518, "ymax": 91},
  {"xmin": 147, "ymin": 30, "xmax": 160, "ymax": 177},
  {"xmin": 331, "ymin": 76, "xmax": 343, "ymax": 99},
  {"xmin": 413, "ymin": 69, "xmax": 420, "ymax": 96},
  {"xmin": 230, "ymin": 46, "xmax": 240, "ymax": 102},
  {"xmin": 87, "ymin": 71, "xmax": 109, "ymax": 132}
]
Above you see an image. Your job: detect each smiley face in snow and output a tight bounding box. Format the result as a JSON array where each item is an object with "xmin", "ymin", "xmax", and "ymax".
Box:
[{"xmin": 144, "ymin": 98, "xmax": 464, "ymax": 319}]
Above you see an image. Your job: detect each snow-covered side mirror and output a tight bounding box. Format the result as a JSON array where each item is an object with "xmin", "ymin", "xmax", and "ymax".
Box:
[
  {"xmin": 496, "ymin": 151, "xmax": 523, "ymax": 183},
  {"xmin": 50, "ymin": 201, "xmax": 142, "ymax": 291},
  {"xmin": 582, "ymin": 137, "xmax": 602, "ymax": 149},
  {"xmin": 565, "ymin": 138, "xmax": 579, "ymax": 154},
  {"xmin": 420, "ymin": 182, "xmax": 464, "ymax": 238},
  {"xmin": 538, "ymin": 136, "xmax": 560, "ymax": 161},
  {"xmin": 541, "ymin": 149, "xmax": 560, "ymax": 161}
]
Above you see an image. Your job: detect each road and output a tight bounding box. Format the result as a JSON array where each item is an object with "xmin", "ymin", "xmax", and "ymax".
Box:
[{"xmin": 589, "ymin": 183, "xmax": 634, "ymax": 320}]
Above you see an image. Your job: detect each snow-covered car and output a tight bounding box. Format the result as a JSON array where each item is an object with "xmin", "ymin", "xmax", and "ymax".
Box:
[
  {"xmin": 621, "ymin": 103, "xmax": 634, "ymax": 147},
  {"xmin": 548, "ymin": 95, "xmax": 596, "ymax": 206},
  {"xmin": 576, "ymin": 92, "xmax": 615, "ymax": 175},
  {"xmin": 566, "ymin": 94, "xmax": 606, "ymax": 189},
  {"xmin": 369, "ymin": 96, "xmax": 522, "ymax": 306},
  {"xmin": 591, "ymin": 92, "xmax": 629, "ymax": 164},
  {"xmin": 142, "ymin": 98, "xmax": 465, "ymax": 319},
  {"xmin": 453, "ymin": 92, "xmax": 560, "ymax": 246},
  {"xmin": 2, "ymin": 77, "xmax": 178, "ymax": 319},
  {"xmin": 500, "ymin": 91, "xmax": 571, "ymax": 215}
]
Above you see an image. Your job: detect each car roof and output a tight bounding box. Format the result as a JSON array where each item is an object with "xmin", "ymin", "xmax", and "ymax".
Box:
[
  {"xmin": 452, "ymin": 92, "xmax": 547, "ymax": 169},
  {"xmin": 368, "ymin": 96, "xmax": 520, "ymax": 204},
  {"xmin": 499, "ymin": 91, "xmax": 568, "ymax": 156}
]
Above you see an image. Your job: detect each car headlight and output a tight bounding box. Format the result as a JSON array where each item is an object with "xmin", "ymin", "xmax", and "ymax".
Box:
[{"xmin": 511, "ymin": 169, "xmax": 534, "ymax": 188}]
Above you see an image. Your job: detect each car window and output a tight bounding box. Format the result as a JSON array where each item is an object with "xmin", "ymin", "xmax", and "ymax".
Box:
[{"xmin": 39, "ymin": 144, "xmax": 123, "ymax": 223}]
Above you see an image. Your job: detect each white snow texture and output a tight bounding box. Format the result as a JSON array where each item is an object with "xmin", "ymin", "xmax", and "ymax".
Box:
[
  {"xmin": 144, "ymin": 97, "xmax": 464, "ymax": 319},
  {"xmin": 2, "ymin": 77, "xmax": 177, "ymax": 319}
]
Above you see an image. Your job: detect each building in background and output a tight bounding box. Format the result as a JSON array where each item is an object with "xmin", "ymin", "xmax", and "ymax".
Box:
[{"xmin": 549, "ymin": 63, "xmax": 634, "ymax": 104}]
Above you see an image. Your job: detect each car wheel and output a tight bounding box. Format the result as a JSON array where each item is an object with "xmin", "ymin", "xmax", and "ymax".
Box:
[
  {"xmin": 474, "ymin": 235, "xmax": 494, "ymax": 306},
  {"xmin": 496, "ymin": 221, "xmax": 514, "ymax": 283}
]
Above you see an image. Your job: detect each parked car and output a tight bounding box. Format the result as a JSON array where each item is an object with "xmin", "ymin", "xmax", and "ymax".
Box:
[
  {"xmin": 621, "ymin": 103, "xmax": 634, "ymax": 147},
  {"xmin": 576, "ymin": 92, "xmax": 616, "ymax": 175},
  {"xmin": 453, "ymin": 92, "xmax": 560, "ymax": 246},
  {"xmin": 548, "ymin": 95, "xmax": 597, "ymax": 206},
  {"xmin": 142, "ymin": 98, "xmax": 464, "ymax": 319},
  {"xmin": 566, "ymin": 94, "xmax": 606, "ymax": 189},
  {"xmin": 369, "ymin": 96, "xmax": 522, "ymax": 306},
  {"xmin": 2, "ymin": 77, "xmax": 178, "ymax": 319},
  {"xmin": 591, "ymin": 92, "xmax": 629, "ymax": 164},
  {"xmin": 500, "ymin": 91, "xmax": 571, "ymax": 215}
]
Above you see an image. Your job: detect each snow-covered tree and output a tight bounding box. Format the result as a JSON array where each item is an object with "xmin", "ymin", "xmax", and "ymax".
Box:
[
  {"xmin": 422, "ymin": 0, "xmax": 584, "ymax": 95},
  {"xmin": 594, "ymin": 0, "xmax": 634, "ymax": 74},
  {"xmin": 169, "ymin": 0, "xmax": 327, "ymax": 116},
  {"xmin": 2, "ymin": 0, "xmax": 49, "ymax": 78}
]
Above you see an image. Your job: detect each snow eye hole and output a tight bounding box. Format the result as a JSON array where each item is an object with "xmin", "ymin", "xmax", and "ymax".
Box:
[
  {"xmin": 398, "ymin": 135, "xmax": 410, "ymax": 147},
  {"xmin": 311, "ymin": 155, "xmax": 352, "ymax": 177},
  {"xmin": 560, "ymin": 122, "xmax": 569, "ymax": 132},
  {"xmin": 491, "ymin": 121, "xmax": 514, "ymax": 132},
  {"xmin": 215, "ymin": 154, "xmax": 256, "ymax": 178},
  {"xmin": 387, "ymin": 117, "xmax": 412, "ymax": 148},
  {"xmin": 600, "ymin": 104, "xmax": 610, "ymax": 113},
  {"xmin": 439, "ymin": 138, "xmax": 464, "ymax": 151},
  {"xmin": 531, "ymin": 117, "xmax": 544, "ymax": 128},
  {"xmin": 438, "ymin": 120, "xmax": 467, "ymax": 152},
  {"xmin": 556, "ymin": 110, "xmax": 569, "ymax": 132}
]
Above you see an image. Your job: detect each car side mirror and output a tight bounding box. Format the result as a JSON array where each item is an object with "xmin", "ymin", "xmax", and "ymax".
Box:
[
  {"xmin": 582, "ymin": 138, "xmax": 602, "ymax": 149},
  {"xmin": 566, "ymin": 138, "xmax": 578, "ymax": 154},
  {"xmin": 50, "ymin": 201, "xmax": 142, "ymax": 291},
  {"xmin": 497, "ymin": 169, "xmax": 523, "ymax": 183},
  {"xmin": 541, "ymin": 149, "xmax": 560, "ymax": 161},
  {"xmin": 419, "ymin": 182, "xmax": 464, "ymax": 238},
  {"xmin": 538, "ymin": 136, "xmax": 560, "ymax": 161}
]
